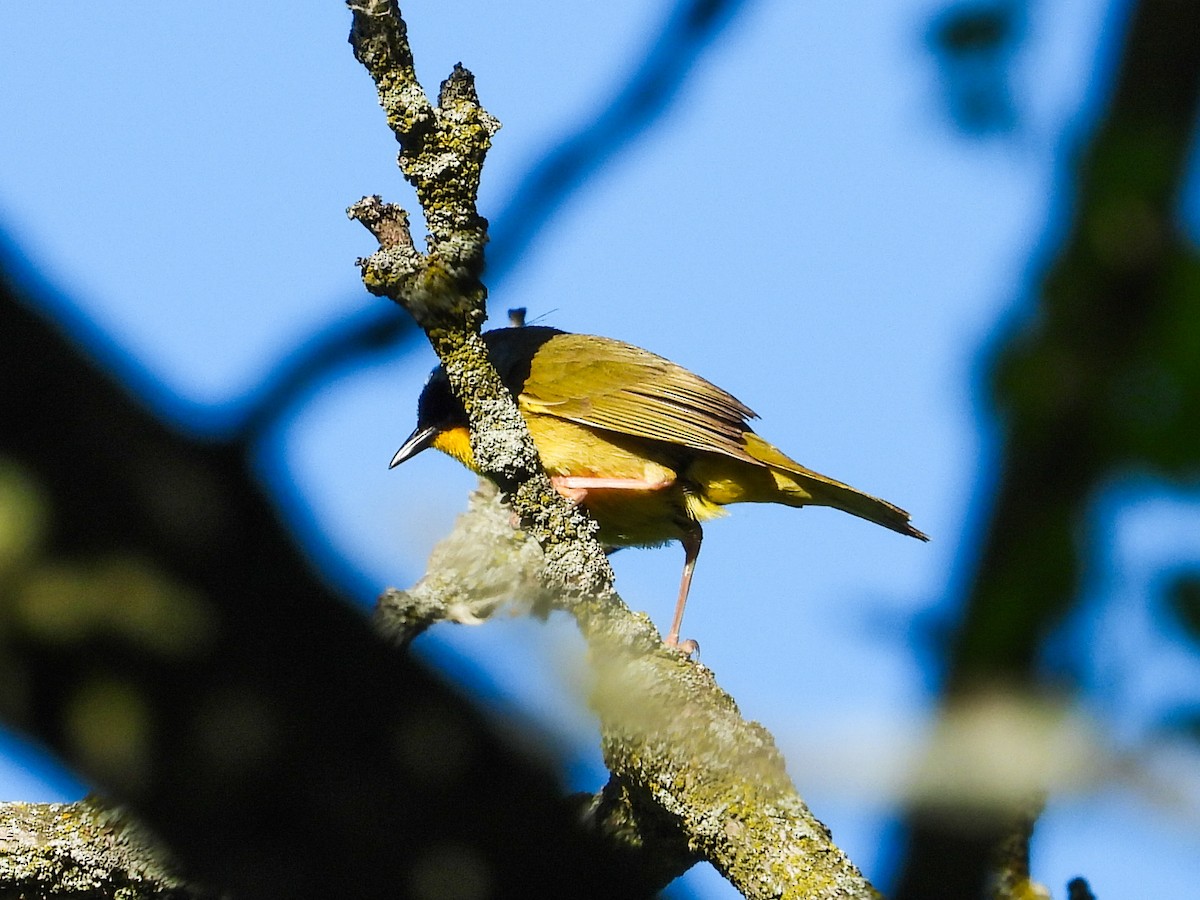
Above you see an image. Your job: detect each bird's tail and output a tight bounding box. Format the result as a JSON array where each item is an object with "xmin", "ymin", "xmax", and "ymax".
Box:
[{"xmin": 742, "ymin": 432, "xmax": 929, "ymax": 541}]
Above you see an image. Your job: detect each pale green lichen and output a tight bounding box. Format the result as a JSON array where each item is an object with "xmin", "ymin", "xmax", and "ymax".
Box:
[{"xmin": 0, "ymin": 799, "xmax": 202, "ymax": 897}]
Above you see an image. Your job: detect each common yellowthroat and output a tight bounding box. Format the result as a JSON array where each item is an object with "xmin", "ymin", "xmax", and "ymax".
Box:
[{"xmin": 392, "ymin": 326, "xmax": 927, "ymax": 646}]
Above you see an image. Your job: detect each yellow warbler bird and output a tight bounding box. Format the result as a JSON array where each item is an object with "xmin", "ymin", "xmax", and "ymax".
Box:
[{"xmin": 391, "ymin": 326, "xmax": 928, "ymax": 647}]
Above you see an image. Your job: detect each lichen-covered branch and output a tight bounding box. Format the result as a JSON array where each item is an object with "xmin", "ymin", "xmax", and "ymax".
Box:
[
  {"xmin": 0, "ymin": 800, "xmax": 212, "ymax": 899},
  {"xmin": 376, "ymin": 491, "xmax": 879, "ymax": 898},
  {"xmin": 347, "ymin": 2, "xmax": 491, "ymax": 285},
  {"xmin": 345, "ymin": 1, "xmax": 611, "ymax": 603},
  {"xmin": 588, "ymin": 633, "xmax": 880, "ymax": 899},
  {"xmin": 350, "ymin": 3, "xmax": 879, "ymax": 896}
]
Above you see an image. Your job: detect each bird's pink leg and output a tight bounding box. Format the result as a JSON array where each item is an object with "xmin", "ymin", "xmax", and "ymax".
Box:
[
  {"xmin": 551, "ymin": 475, "xmax": 699, "ymax": 654},
  {"xmin": 664, "ymin": 527, "xmax": 702, "ymax": 653}
]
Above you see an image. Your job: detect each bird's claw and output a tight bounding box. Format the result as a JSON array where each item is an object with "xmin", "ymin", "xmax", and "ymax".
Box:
[{"xmin": 664, "ymin": 635, "xmax": 700, "ymax": 658}]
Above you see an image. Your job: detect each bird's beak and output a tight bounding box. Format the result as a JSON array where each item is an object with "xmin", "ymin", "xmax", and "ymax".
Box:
[{"xmin": 390, "ymin": 425, "xmax": 439, "ymax": 468}]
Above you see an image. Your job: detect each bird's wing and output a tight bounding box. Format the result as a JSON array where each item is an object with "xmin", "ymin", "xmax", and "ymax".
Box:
[{"xmin": 515, "ymin": 332, "xmax": 762, "ymax": 464}]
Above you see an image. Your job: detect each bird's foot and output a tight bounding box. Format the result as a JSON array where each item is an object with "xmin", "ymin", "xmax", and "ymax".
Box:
[{"xmin": 663, "ymin": 634, "xmax": 700, "ymax": 658}]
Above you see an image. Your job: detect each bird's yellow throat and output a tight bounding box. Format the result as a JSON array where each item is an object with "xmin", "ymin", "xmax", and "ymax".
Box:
[{"xmin": 431, "ymin": 426, "xmax": 475, "ymax": 469}]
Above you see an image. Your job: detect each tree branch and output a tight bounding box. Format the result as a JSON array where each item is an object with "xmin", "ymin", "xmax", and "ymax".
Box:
[
  {"xmin": 0, "ymin": 800, "xmax": 212, "ymax": 899},
  {"xmin": 896, "ymin": 0, "xmax": 1200, "ymax": 894},
  {"xmin": 361, "ymin": 1, "xmax": 881, "ymax": 894},
  {"xmin": 375, "ymin": 487, "xmax": 878, "ymax": 897}
]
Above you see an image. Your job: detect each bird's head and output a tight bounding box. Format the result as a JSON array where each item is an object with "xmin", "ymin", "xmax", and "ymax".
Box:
[
  {"xmin": 390, "ymin": 367, "xmax": 474, "ymax": 470},
  {"xmin": 389, "ymin": 326, "xmax": 563, "ymax": 472}
]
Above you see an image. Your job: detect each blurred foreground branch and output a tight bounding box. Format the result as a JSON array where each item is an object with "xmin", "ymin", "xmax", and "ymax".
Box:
[
  {"xmin": 896, "ymin": 0, "xmax": 1200, "ymax": 896},
  {"xmin": 0, "ymin": 226, "xmax": 659, "ymax": 897}
]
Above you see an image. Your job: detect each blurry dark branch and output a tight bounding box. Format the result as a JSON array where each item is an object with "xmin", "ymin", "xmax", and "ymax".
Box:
[
  {"xmin": 986, "ymin": 800, "xmax": 1042, "ymax": 900},
  {"xmin": 486, "ymin": 0, "xmax": 751, "ymax": 282},
  {"xmin": 896, "ymin": 0, "xmax": 1200, "ymax": 896},
  {"xmin": 213, "ymin": 0, "xmax": 752, "ymax": 447},
  {"xmin": 957, "ymin": 0, "xmax": 1200, "ymax": 696},
  {"xmin": 0, "ymin": 235, "xmax": 654, "ymax": 896},
  {"xmin": 234, "ymin": 304, "xmax": 420, "ymax": 443}
]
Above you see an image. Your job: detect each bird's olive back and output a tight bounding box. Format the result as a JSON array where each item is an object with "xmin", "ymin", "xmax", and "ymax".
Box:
[{"xmin": 483, "ymin": 326, "xmax": 564, "ymax": 392}]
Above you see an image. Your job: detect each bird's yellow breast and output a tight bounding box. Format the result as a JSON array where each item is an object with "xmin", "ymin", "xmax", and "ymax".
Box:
[{"xmin": 432, "ymin": 414, "xmax": 734, "ymax": 548}]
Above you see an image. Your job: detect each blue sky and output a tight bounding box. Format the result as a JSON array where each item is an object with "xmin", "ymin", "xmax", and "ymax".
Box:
[{"xmin": 2, "ymin": 1, "xmax": 1197, "ymax": 896}]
